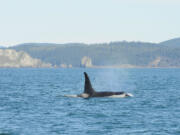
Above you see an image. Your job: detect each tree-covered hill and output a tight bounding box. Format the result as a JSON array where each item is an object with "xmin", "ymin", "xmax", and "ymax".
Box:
[
  {"xmin": 160, "ymin": 37, "xmax": 180, "ymax": 47},
  {"xmin": 8, "ymin": 38, "xmax": 180, "ymax": 68}
]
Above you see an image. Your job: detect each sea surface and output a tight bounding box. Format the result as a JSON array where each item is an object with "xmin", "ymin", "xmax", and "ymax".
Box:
[{"xmin": 0, "ymin": 68, "xmax": 180, "ymax": 135}]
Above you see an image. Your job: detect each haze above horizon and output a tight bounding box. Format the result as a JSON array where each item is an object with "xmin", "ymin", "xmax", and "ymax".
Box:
[{"xmin": 0, "ymin": 0, "xmax": 180, "ymax": 47}]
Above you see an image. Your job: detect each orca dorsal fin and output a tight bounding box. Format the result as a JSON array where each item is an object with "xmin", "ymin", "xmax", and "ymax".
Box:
[{"xmin": 84, "ymin": 72, "xmax": 95, "ymax": 95}]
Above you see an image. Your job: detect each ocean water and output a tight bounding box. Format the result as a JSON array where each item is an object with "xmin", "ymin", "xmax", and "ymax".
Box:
[{"xmin": 0, "ymin": 68, "xmax": 180, "ymax": 135}]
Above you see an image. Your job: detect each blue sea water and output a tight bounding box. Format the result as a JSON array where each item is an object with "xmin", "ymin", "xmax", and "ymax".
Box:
[{"xmin": 0, "ymin": 68, "xmax": 180, "ymax": 135}]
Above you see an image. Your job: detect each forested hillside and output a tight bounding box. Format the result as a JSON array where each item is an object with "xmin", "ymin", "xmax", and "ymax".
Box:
[{"xmin": 8, "ymin": 38, "xmax": 180, "ymax": 68}]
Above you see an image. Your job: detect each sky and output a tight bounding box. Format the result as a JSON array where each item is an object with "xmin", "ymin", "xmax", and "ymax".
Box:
[{"xmin": 0, "ymin": 0, "xmax": 180, "ymax": 47}]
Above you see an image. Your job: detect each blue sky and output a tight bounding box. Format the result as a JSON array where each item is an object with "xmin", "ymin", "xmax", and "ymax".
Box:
[{"xmin": 0, "ymin": 0, "xmax": 180, "ymax": 46}]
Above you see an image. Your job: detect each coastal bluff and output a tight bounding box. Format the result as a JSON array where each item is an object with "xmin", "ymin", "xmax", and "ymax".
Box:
[{"xmin": 0, "ymin": 49, "xmax": 52, "ymax": 68}]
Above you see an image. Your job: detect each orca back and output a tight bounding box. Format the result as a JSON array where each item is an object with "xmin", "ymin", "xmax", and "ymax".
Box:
[{"xmin": 83, "ymin": 72, "xmax": 133, "ymax": 98}]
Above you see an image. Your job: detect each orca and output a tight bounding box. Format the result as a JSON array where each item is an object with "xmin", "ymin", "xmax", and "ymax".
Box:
[{"xmin": 65, "ymin": 72, "xmax": 133, "ymax": 98}]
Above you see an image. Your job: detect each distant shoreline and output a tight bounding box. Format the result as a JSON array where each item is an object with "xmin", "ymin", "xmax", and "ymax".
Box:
[{"xmin": 1, "ymin": 38, "xmax": 180, "ymax": 68}]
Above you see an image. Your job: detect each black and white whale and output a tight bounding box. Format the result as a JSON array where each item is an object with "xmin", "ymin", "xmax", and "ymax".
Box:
[{"xmin": 65, "ymin": 72, "xmax": 133, "ymax": 98}]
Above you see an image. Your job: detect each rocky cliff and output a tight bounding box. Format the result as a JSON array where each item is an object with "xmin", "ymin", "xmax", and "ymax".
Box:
[{"xmin": 0, "ymin": 49, "xmax": 52, "ymax": 68}]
